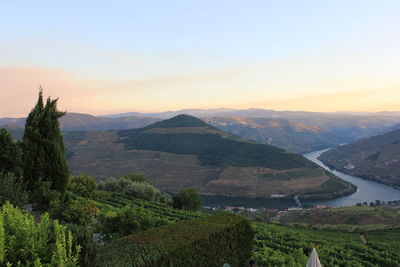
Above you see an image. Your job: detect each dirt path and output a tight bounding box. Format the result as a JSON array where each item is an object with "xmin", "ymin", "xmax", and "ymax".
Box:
[{"xmin": 360, "ymin": 234, "xmax": 367, "ymax": 244}]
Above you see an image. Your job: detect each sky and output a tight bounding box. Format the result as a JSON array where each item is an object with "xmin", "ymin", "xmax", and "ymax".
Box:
[{"xmin": 1, "ymin": 1, "xmax": 400, "ymax": 117}]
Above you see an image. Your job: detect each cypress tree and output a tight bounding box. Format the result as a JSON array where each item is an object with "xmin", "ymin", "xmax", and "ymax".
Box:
[{"xmin": 22, "ymin": 89, "xmax": 69, "ymax": 195}]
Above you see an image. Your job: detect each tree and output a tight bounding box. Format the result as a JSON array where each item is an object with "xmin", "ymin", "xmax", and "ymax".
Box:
[
  {"xmin": 173, "ymin": 188, "xmax": 202, "ymax": 211},
  {"xmin": 22, "ymin": 89, "xmax": 69, "ymax": 197},
  {"xmin": 68, "ymin": 174, "xmax": 97, "ymax": 198},
  {"xmin": 0, "ymin": 128, "xmax": 21, "ymax": 176}
]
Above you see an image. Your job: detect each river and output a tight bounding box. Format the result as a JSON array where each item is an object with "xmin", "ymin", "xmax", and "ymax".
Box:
[
  {"xmin": 202, "ymin": 148, "xmax": 400, "ymax": 209},
  {"xmin": 303, "ymin": 148, "xmax": 400, "ymax": 207}
]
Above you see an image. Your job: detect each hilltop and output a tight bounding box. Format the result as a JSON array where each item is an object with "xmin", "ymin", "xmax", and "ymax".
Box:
[
  {"xmin": 319, "ymin": 128, "xmax": 400, "ymax": 188},
  {"xmin": 66, "ymin": 114, "xmax": 355, "ymax": 199},
  {"xmin": 2, "ymin": 109, "xmax": 399, "ymax": 154}
]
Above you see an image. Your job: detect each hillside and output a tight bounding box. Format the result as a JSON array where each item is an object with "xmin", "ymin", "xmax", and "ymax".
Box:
[
  {"xmin": 66, "ymin": 114, "xmax": 355, "ymax": 199},
  {"xmin": 204, "ymin": 117, "xmax": 344, "ymax": 153},
  {"xmin": 0, "ymin": 112, "xmax": 160, "ymax": 131},
  {"xmin": 275, "ymin": 206, "xmax": 400, "ymax": 232},
  {"xmin": 2, "ymin": 110, "xmax": 399, "ymax": 154},
  {"xmin": 319, "ymin": 128, "xmax": 400, "ymax": 188},
  {"xmin": 204, "ymin": 115, "xmax": 400, "ymax": 153}
]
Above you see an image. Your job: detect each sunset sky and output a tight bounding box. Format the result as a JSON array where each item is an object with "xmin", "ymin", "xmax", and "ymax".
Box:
[{"xmin": 1, "ymin": 1, "xmax": 400, "ymax": 117}]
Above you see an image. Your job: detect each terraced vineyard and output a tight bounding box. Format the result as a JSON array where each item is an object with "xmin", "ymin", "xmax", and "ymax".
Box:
[
  {"xmin": 252, "ymin": 222, "xmax": 400, "ymax": 266},
  {"xmin": 95, "ymin": 190, "xmax": 203, "ymax": 222}
]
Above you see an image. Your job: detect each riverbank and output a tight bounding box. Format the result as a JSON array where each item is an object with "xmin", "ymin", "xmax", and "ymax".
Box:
[
  {"xmin": 304, "ymin": 149, "xmax": 400, "ymax": 207},
  {"xmin": 203, "ymin": 148, "xmax": 400, "ymax": 209}
]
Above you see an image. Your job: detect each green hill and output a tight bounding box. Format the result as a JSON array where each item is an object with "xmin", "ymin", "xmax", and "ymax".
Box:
[
  {"xmin": 319, "ymin": 128, "xmax": 400, "ymax": 188},
  {"xmin": 66, "ymin": 114, "xmax": 355, "ymax": 199},
  {"xmin": 117, "ymin": 115, "xmax": 312, "ymax": 169}
]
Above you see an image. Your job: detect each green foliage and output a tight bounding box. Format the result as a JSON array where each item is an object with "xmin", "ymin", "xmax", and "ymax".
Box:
[
  {"xmin": 0, "ymin": 202, "xmax": 80, "ymax": 266},
  {"xmin": 66, "ymin": 224, "xmax": 96, "ymax": 267},
  {"xmin": 68, "ymin": 174, "xmax": 96, "ymax": 198},
  {"xmin": 22, "ymin": 89, "xmax": 69, "ymax": 201},
  {"xmin": 117, "ymin": 114, "xmax": 316, "ymax": 170},
  {"xmin": 97, "ymin": 205, "xmax": 165, "ymax": 238},
  {"xmin": 30, "ymin": 178, "xmax": 62, "ymax": 211},
  {"xmin": 0, "ymin": 128, "xmax": 21, "ymax": 176},
  {"xmin": 120, "ymin": 173, "xmax": 150, "ymax": 184},
  {"xmin": 95, "ymin": 191, "xmax": 201, "ymax": 223},
  {"xmin": 98, "ymin": 174, "xmax": 170, "ymax": 203},
  {"xmin": 252, "ymin": 222, "xmax": 400, "ymax": 266},
  {"xmin": 96, "ymin": 213, "xmax": 254, "ymax": 267},
  {"xmin": 118, "ymin": 129, "xmax": 313, "ymax": 169},
  {"xmin": 173, "ymin": 188, "xmax": 202, "ymax": 211},
  {"xmin": 0, "ymin": 173, "xmax": 28, "ymax": 207},
  {"xmin": 62, "ymin": 199, "xmax": 99, "ymax": 226}
]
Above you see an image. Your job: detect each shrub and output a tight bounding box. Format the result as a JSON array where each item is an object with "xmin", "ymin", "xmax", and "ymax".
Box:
[
  {"xmin": 97, "ymin": 205, "xmax": 164, "ymax": 238},
  {"xmin": 0, "ymin": 128, "xmax": 21, "ymax": 176},
  {"xmin": 0, "ymin": 173, "xmax": 28, "ymax": 207},
  {"xmin": 0, "ymin": 202, "xmax": 80, "ymax": 266},
  {"xmin": 173, "ymin": 188, "xmax": 202, "ymax": 211},
  {"xmin": 67, "ymin": 224, "xmax": 97, "ymax": 267},
  {"xmin": 98, "ymin": 177, "xmax": 119, "ymax": 191},
  {"xmin": 30, "ymin": 178, "xmax": 62, "ymax": 211},
  {"xmin": 62, "ymin": 199, "xmax": 99, "ymax": 226},
  {"xmin": 98, "ymin": 174, "xmax": 171, "ymax": 204},
  {"xmin": 68, "ymin": 174, "xmax": 97, "ymax": 198},
  {"xmin": 96, "ymin": 213, "xmax": 254, "ymax": 267},
  {"xmin": 121, "ymin": 173, "xmax": 150, "ymax": 184}
]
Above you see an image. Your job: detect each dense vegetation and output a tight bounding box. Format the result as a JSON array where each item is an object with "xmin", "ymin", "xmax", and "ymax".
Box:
[
  {"xmin": 319, "ymin": 127, "xmax": 400, "ymax": 188},
  {"xmin": 172, "ymin": 187, "xmax": 202, "ymax": 211},
  {"xmin": 252, "ymin": 222, "xmax": 400, "ymax": 266},
  {"xmin": 96, "ymin": 213, "xmax": 254, "ymax": 267},
  {"xmin": 1, "ymin": 94, "xmax": 398, "ymax": 266},
  {"xmin": 97, "ymin": 173, "xmax": 171, "ymax": 203},
  {"xmin": 118, "ymin": 115, "xmax": 315, "ymax": 169},
  {"xmin": 0, "ymin": 202, "xmax": 80, "ymax": 266},
  {"xmin": 276, "ymin": 206, "xmax": 400, "ymax": 231}
]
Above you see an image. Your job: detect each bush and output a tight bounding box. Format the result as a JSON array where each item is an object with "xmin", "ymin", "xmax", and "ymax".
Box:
[
  {"xmin": 96, "ymin": 213, "xmax": 254, "ymax": 267},
  {"xmin": 98, "ymin": 174, "xmax": 171, "ymax": 204},
  {"xmin": 68, "ymin": 174, "xmax": 97, "ymax": 198},
  {"xmin": 0, "ymin": 173, "xmax": 28, "ymax": 207},
  {"xmin": 97, "ymin": 205, "xmax": 166, "ymax": 238},
  {"xmin": 67, "ymin": 224, "xmax": 97, "ymax": 267},
  {"xmin": 0, "ymin": 202, "xmax": 80, "ymax": 266},
  {"xmin": 97, "ymin": 177, "xmax": 119, "ymax": 191},
  {"xmin": 62, "ymin": 199, "xmax": 99, "ymax": 226},
  {"xmin": 30, "ymin": 178, "xmax": 62, "ymax": 211},
  {"xmin": 0, "ymin": 128, "xmax": 21, "ymax": 176},
  {"xmin": 121, "ymin": 173, "xmax": 150, "ymax": 184},
  {"xmin": 173, "ymin": 188, "xmax": 202, "ymax": 211}
]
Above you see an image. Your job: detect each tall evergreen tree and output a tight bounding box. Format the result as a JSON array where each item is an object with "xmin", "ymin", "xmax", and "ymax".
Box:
[{"xmin": 22, "ymin": 89, "xmax": 69, "ymax": 195}]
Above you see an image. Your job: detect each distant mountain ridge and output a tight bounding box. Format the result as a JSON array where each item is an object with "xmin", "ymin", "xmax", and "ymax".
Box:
[
  {"xmin": 67, "ymin": 114, "xmax": 355, "ymax": 199},
  {"xmin": 2, "ymin": 109, "xmax": 399, "ymax": 153},
  {"xmin": 319, "ymin": 128, "xmax": 400, "ymax": 188},
  {"xmin": 0, "ymin": 113, "xmax": 161, "ymax": 131}
]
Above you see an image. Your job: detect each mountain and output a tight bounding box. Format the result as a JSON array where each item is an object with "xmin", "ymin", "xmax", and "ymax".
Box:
[
  {"xmin": 105, "ymin": 108, "xmax": 400, "ymax": 120},
  {"xmin": 318, "ymin": 128, "xmax": 400, "ymax": 188},
  {"xmin": 205, "ymin": 117, "xmax": 346, "ymax": 153},
  {"xmin": 0, "ymin": 113, "xmax": 161, "ymax": 131},
  {"xmin": 204, "ymin": 116, "xmax": 400, "ymax": 153},
  {"xmin": 66, "ymin": 114, "xmax": 355, "ymax": 199},
  {"xmin": 2, "ymin": 110, "xmax": 399, "ymax": 154}
]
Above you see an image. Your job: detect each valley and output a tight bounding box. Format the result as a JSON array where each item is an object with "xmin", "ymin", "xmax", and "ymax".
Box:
[
  {"xmin": 65, "ymin": 114, "xmax": 356, "ymax": 199},
  {"xmin": 319, "ymin": 128, "xmax": 400, "ymax": 188}
]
